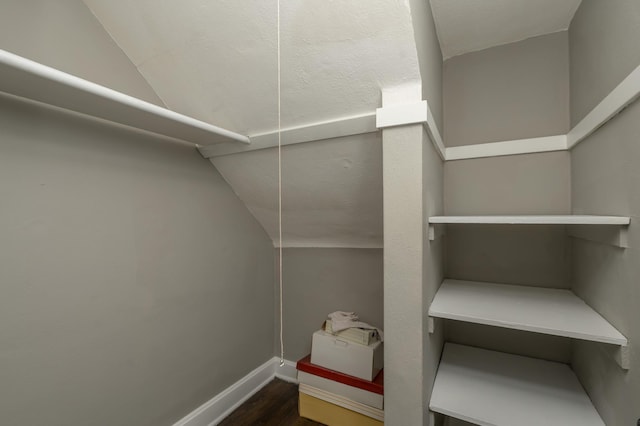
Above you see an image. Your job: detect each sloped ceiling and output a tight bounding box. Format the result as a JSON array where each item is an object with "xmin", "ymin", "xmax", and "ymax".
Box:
[
  {"xmin": 83, "ymin": 0, "xmax": 421, "ymax": 247},
  {"xmin": 82, "ymin": 0, "xmax": 421, "ymax": 135},
  {"xmin": 212, "ymin": 133, "xmax": 383, "ymax": 248},
  {"xmin": 430, "ymin": 0, "xmax": 582, "ymax": 59}
]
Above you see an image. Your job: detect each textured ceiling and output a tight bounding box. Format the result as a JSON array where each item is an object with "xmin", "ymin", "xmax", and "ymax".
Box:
[
  {"xmin": 82, "ymin": 0, "xmax": 419, "ymax": 247},
  {"xmin": 82, "ymin": 0, "xmax": 421, "ymax": 135},
  {"xmin": 430, "ymin": 0, "xmax": 582, "ymax": 59},
  {"xmin": 212, "ymin": 133, "xmax": 383, "ymax": 248}
]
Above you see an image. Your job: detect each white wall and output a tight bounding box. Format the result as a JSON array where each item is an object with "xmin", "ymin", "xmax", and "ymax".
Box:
[{"xmin": 0, "ymin": 2, "xmax": 274, "ymax": 424}]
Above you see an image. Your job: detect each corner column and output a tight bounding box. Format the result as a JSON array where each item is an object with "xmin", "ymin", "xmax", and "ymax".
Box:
[{"xmin": 377, "ymin": 84, "xmax": 429, "ymax": 426}]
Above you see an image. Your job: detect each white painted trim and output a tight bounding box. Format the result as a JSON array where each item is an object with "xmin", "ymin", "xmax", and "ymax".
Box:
[
  {"xmin": 375, "ymin": 100, "xmax": 446, "ymax": 160},
  {"xmin": 198, "ymin": 112, "xmax": 377, "ymax": 158},
  {"xmin": 173, "ymin": 357, "xmax": 296, "ymax": 426},
  {"xmin": 445, "ymin": 135, "xmax": 567, "ymax": 161},
  {"xmin": 274, "ymin": 358, "xmax": 299, "ymax": 383},
  {"xmin": 203, "ymin": 61, "xmax": 640, "ymax": 159},
  {"xmin": 13, "ymin": 40, "xmax": 632, "ymax": 159},
  {"xmin": 274, "ymin": 241, "xmax": 383, "ymax": 249},
  {"xmin": 0, "ymin": 49, "xmax": 248, "ymax": 146},
  {"xmin": 376, "ymin": 100, "xmax": 428, "ymax": 128},
  {"xmin": 428, "ymin": 224, "xmax": 446, "ymax": 241},
  {"xmin": 425, "ymin": 105, "xmax": 447, "ymax": 160},
  {"xmin": 567, "ymin": 64, "xmax": 640, "ymax": 149}
]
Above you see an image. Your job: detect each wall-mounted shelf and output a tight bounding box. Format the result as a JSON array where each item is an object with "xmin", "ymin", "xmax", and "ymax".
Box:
[
  {"xmin": 0, "ymin": 49, "xmax": 249, "ymax": 146},
  {"xmin": 430, "ymin": 343, "xmax": 605, "ymax": 426},
  {"xmin": 428, "ymin": 215, "xmax": 630, "ymax": 225},
  {"xmin": 427, "ymin": 215, "xmax": 631, "ymax": 247},
  {"xmin": 429, "ymin": 279, "xmax": 627, "ymax": 346}
]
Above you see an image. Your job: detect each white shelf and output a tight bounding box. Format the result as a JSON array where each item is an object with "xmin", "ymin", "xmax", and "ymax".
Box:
[
  {"xmin": 430, "ymin": 343, "xmax": 605, "ymax": 426},
  {"xmin": 0, "ymin": 49, "xmax": 249, "ymax": 146},
  {"xmin": 428, "ymin": 215, "xmax": 630, "ymax": 225},
  {"xmin": 429, "ymin": 279, "xmax": 627, "ymax": 346}
]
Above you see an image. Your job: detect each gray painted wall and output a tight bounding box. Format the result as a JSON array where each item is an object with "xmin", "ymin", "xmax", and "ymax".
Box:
[
  {"xmin": 569, "ymin": 0, "xmax": 640, "ymax": 126},
  {"xmin": 569, "ymin": 1, "xmax": 640, "ymax": 423},
  {"xmin": 0, "ymin": 2, "xmax": 274, "ymax": 425},
  {"xmin": 444, "ymin": 152, "xmax": 571, "ymax": 216},
  {"xmin": 443, "ymin": 31, "xmax": 569, "ymax": 147},
  {"xmin": 275, "ymin": 248, "xmax": 383, "ymax": 362},
  {"xmin": 0, "ymin": 0, "xmax": 164, "ymax": 106},
  {"xmin": 409, "ymin": 0, "xmax": 443, "ymax": 130},
  {"xmin": 442, "ymin": 35, "xmax": 572, "ymax": 362}
]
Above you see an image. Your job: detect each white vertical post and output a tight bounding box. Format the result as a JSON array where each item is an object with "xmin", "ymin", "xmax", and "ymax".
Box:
[{"xmin": 380, "ymin": 84, "xmax": 429, "ymax": 425}]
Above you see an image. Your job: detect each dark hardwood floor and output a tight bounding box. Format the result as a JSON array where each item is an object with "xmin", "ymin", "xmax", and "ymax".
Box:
[{"xmin": 218, "ymin": 378, "xmax": 325, "ymax": 426}]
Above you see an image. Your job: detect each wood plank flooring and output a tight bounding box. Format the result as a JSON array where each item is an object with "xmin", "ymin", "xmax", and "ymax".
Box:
[{"xmin": 218, "ymin": 378, "xmax": 325, "ymax": 425}]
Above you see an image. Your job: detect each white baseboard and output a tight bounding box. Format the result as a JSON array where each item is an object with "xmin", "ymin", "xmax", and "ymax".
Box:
[
  {"xmin": 274, "ymin": 358, "xmax": 299, "ymax": 383},
  {"xmin": 173, "ymin": 356, "xmax": 297, "ymax": 426}
]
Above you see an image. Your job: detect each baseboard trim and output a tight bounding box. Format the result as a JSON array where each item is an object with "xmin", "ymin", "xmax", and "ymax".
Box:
[
  {"xmin": 173, "ymin": 357, "xmax": 296, "ymax": 426},
  {"xmin": 275, "ymin": 358, "xmax": 299, "ymax": 383}
]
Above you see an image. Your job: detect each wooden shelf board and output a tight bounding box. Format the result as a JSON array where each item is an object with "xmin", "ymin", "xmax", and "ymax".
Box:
[
  {"xmin": 430, "ymin": 343, "xmax": 605, "ymax": 426},
  {"xmin": 428, "ymin": 215, "xmax": 630, "ymax": 225},
  {"xmin": 429, "ymin": 279, "xmax": 627, "ymax": 345},
  {"xmin": 0, "ymin": 49, "xmax": 248, "ymax": 146}
]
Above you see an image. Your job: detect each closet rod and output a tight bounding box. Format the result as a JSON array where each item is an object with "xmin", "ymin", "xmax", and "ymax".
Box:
[{"xmin": 0, "ymin": 49, "xmax": 250, "ymax": 146}]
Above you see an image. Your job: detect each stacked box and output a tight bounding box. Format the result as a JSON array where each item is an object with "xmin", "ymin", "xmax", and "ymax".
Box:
[
  {"xmin": 311, "ymin": 330, "xmax": 383, "ymax": 381},
  {"xmin": 297, "ymin": 354, "xmax": 384, "ymax": 425}
]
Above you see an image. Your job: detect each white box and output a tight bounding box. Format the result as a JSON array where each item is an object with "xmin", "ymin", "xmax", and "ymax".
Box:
[{"xmin": 311, "ymin": 330, "xmax": 383, "ymax": 380}]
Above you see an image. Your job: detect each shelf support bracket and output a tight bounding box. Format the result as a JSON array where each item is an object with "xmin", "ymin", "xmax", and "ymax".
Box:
[
  {"xmin": 567, "ymin": 225, "xmax": 630, "ymax": 248},
  {"xmin": 616, "ymin": 344, "xmax": 631, "ymax": 370},
  {"xmin": 428, "ymin": 317, "xmax": 442, "ymax": 334},
  {"xmin": 428, "ymin": 224, "xmax": 445, "ymax": 242},
  {"xmin": 598, "ymin": 342, "xmax": 631, "ymax": 370}
]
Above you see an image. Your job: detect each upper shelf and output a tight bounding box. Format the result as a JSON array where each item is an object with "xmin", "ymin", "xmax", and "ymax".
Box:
[
  {"xmin": 0, "ymin": 49, "xmax": 249, "ymax": 146},
  {"xmin": 428, "ymin": 215, "xmax": 630, "ymax": 225},
  {"xmin": 429, "ymin": 279, "xmax": 628, "ymax": 346}
]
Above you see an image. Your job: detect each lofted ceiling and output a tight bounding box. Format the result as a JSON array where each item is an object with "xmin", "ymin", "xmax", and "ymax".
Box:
[
  {"xmin": 430, "ymin": 0, "xmax": 582, "ymax": 59},
  {"xmin": 82, "ymin": 0, "xmax": 420, "ymax": 247}
]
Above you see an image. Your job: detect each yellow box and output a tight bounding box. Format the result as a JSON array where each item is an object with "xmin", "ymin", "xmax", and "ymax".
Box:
[{"xmin": 299, "ymin": 392, "xmax": 383, "ymax": 426}]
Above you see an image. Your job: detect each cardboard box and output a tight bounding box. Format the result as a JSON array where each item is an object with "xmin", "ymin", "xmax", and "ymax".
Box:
[
  {"xmin": 311, "ymin": 330, "xmax": 383, "ymax": 380},
  {"xmin": 298, "ymin": 371, "xmax": 383, "ymax": 409},
  {"xmin": 299, "ymin": 392, "xmax": 383, "ymax": 426},
  {"xmin": 297, "ymin": 354, "xmax": 384, "ymax": 409}
]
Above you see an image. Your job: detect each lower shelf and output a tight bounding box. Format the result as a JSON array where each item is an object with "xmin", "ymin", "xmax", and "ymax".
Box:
[{"xmin": 430, "ymin": 343, "xmax": 604, "ymax": 426}]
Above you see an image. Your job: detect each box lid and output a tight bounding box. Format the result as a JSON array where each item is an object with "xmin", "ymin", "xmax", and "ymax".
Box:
[{"xmin": 296, "ymin": 354, "xmax": 383, "ymax": 395}]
